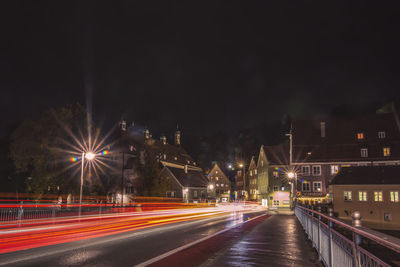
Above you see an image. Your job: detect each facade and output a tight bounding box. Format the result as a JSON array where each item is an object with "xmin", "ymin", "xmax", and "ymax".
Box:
[
  {"xmin": 257, "ymin": 145, "xmax": 291, "ymax": 208},
  {"xmin": 235, "ymin": 168, "xmax": 246, "ymax": 200},
  {"xmin": 330, "ymin": 166, "xmax": 400, "ymax": 230},
  {"xmin": 248, "ymin": 156, "xmax": 258, "ymax": 201},
  {"xmin": 292, "ymin": 112, "xmax": 400, "ymax": 205},
  {"xmin": 207, "ymin": 163, "xmax": 231, "ymax": 202}
]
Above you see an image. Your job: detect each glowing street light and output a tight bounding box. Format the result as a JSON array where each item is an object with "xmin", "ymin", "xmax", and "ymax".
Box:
[
  {"xmin": 287, "ymin": 171, "xmax": 295, "ymax": 179},
  {"xmin": 79, "ymin": 151, "xmax": 96, "ymax": 217},
  {"xmin": 208, "ymin": 184, "xmax": 214, "ymax": 190}
]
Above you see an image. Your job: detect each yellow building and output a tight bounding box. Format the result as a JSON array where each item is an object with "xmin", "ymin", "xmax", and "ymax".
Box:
[{"xmin": 330, "ymin": 166, "xmax": 400, "ymax": 230}]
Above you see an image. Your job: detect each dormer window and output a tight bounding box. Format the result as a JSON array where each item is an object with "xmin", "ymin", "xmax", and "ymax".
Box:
[
  {"xmin": 129, "ymin": 145, "xmax": 134, "ymax": 152},
  {"xmin": 174, "ymin": 157, "xmax": 178, "ymax": 161},
  {"xmin": 378, "ymin": 131, "xmax": 386, "ymax": 139},
  {"xmin": 357, "ymin": 132, "xmax": 364, "ymax": 140}
]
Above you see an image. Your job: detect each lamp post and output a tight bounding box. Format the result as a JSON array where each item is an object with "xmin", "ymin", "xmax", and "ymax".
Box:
[
  {"xmin": 287, "ymin": 171, "xmax": 297, "ymax": 210},
  {"xmin": 79, "ymin": 151, "xmax": 95, "ymax": 217},
  {"xmin": 239, "ymin": 163, "xmax": 246, "ymax": 200}
]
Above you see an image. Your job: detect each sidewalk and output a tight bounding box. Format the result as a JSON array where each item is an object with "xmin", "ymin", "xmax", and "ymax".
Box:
[{"xmin": 201, "ymin": 214, "xmax": 322, "ymax": 267}]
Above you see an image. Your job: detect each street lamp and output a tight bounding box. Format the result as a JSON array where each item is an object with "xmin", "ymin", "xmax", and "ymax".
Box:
[
  {"xmin": 287, "ymin": 171, "xmax": 297, "ymax": 209},
  {"xmin": 79, "ymin": 151, "xmax": 96, "ymax": 217},
  {"xmin": 238, "ymin": 163, "xmax": 246, "ymax": 200}
]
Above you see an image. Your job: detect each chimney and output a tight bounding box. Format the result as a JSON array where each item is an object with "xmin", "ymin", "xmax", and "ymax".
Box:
[
  {"xmin": 320, "ymin": 122, "xmax": 326, "ymax": 138},
  {"xmin": 184, "ymin": 164, "xmax": 188, "ymax": 173},
  {"xmin": 160, "ymin": 135, "xmax": 167, "ymax": 145},
  {"xmin": 175, "ymin": 128, "xmax": 181, "ymax": 146}
]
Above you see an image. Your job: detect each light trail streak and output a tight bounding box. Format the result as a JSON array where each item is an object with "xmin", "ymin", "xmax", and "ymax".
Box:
[{"xmin": 0, "ymin": 205, "xmax": 262, "ymax": 254}]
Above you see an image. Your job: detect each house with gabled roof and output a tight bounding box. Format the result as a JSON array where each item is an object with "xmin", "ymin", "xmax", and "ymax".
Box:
[
  {"xmin": 256, "ymin": 145, "xmax": 291, "ymax": 208},
  {"xmin": 248, "ymin": 156, "xmax": 258, "ymax": 201},
  {"xmin": 207, "ymin": 163, "xmax": 231, "ymax": 202}
]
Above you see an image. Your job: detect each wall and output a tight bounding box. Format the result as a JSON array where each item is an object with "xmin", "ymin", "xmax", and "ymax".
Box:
[{"xmin": 331, "ymin": 184, "xmax": 400, "ymax": 230}]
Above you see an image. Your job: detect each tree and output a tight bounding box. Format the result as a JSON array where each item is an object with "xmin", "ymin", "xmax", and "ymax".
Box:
[
  {"xmin": 9, "ymin": 103, "xmax": 100, "ymax": 197},
  {"xmin": 139, "ymin": 149, "xmax": 170, "ymax": 197}
]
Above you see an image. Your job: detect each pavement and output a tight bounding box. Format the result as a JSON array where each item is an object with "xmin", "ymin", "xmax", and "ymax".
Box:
[{"xmin": 149, "ymin": 213, "xmax": 322, "ymax": 267}]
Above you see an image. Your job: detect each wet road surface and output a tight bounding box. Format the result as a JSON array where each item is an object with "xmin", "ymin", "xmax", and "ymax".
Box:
[{"xmin": 0, "ymin": 210, "xmax": 264, "ymax": 267}]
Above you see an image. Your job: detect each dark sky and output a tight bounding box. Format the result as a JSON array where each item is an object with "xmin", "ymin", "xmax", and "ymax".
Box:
[{"xmin": 1, "ymin": 1, "xmax": 400, "ymax": 137}]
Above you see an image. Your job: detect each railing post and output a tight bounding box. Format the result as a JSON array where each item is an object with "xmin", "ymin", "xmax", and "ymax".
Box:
[
  {"xmin": 351, "ymin": 211, "xmax": 362, "ymax": 267},
  {"xmin": 317, "ymin": 206, "xmax": 322, "ymax": 260},
  {"xmin": 311, "ymin": 206, "xmax": 314, "ymax": 246},
  {"xmin": 328, "ymin": 207, "xmax": 334, "ymax": 267},
  {"xmin": 17, "ymin": 201, "xmax": 23, "ymax": 227}
]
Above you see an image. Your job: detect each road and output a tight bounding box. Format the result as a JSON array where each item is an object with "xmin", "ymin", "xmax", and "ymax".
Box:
[{"xmin": 0, "ymin": 205, "xmax": 266, "ymax": 267}]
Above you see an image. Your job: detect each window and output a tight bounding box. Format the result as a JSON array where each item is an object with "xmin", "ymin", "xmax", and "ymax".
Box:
[
  {"xmin": 383, "ymin": 147, "xmax": 391, "ymax": 157},
  {"xmin": 194, "ymin": 191, "xmax": 198, "ymax": 198},
  {"xmin": 216, "ymin": 184, "xmax": 219, "ymax": 187},
  {"xmin": 273, "ymin": 200, "xmax": 280, "ymax": 206},
  {"xmin": 273, "ymin": 171, "xmax": 279, "ymax": 177},
  {"xmin": 390, "ymin": 191, "xmax": 399, "ymax": 202},
  {"xmin": 312, "ymin": 165, "xmax": 321, "ymax": 176},
  {"xmin": 344, "ymin": 191, "xmax": 352, "ymax": 201},
  {"xmin": 167, "ymin": 191, "xmax": 176, "ymax": 197},
  {"xmin": 221, "ymin": 184, "xmax": 224, "ymax": 187},
  {"xmin": 174, "ymin": 156, "xmax": 177, "ymax": 160},
  {"xmin": 255, "ymin": 169, "xmax": 257, "ymax": 175},
  {"xmin": 261, "ymin": 161, "xmax": 264, "ymax": 167},
  {"xmin": 357, "ymin": 132, "xmax": 364, "ymax": 140},
  {"xmin": 216, "ymin": 177, "xmax": 219, "ymax": 181},
  {"xmin": 273, "ymin": 186, "xmax": 279, "ymax": 192},
  {"xmin": 163, "ymin": 154, "xmax": 166, "ymax": 160},
  {"xmin": 378, "ymin": 131, "xmax": 386, "ymax": 139},
  {"xmin": 331, "ymin": 165, "xmax": 339, "ymax": 175},
  {"xmin": 359, "ymin": 191, "xmax": 367, "ymax": 201},
  {"xmin": 250, "ymin": 170, "xmax": 253, "ymax": 176},
  {"xmin": 374, "ymin": 191, "xmax": 383, "ymax": 202},
  {"xmin": 361, "ymin": 148, "xmax": 368, "ymax": 158},
  {"xmin": 301, "ymin": 166, "xmax": 310, "ymax": 175},
  {"xmin": 313, "ymin": 182, "xmax": 322, "ymax": 192},
  {"xmin": 302, "ymin": 182, "xmax": 310, "ymax": 191}
]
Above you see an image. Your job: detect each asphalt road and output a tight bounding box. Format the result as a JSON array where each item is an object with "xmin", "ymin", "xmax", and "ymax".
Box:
[{"xmin": 0, "ymin": 210, "xmax": 265, "ymax": 267}]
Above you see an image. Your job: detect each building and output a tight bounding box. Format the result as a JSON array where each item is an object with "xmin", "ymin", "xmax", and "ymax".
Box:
[
  {"xmin": 292, "ymin": 112, "xmax": 400, "ymax": 205},
  {"xmin": 257, "ymin": 145, "xmax": 291, "ymax": 208},
  {"xmin": 330, "ymin": 166, "xmax": 400, "ymax": 230},
  {"xmin": 247, "ymin": 156, "xmax": 258, "ymax": 201},
  {"xmin": 207, "ymin": 163, "xmax": 231, "ymax": 202},
  {"xmin": 109, "ymin": 122, "xmax": 209, "ymax": 202},
  {"xmin": 235, "ymin": 167, "xmax": 246, "ymax": 200}
]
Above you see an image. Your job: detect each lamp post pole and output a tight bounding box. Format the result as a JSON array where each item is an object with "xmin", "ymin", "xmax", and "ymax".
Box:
[
  {"xmin": 121, "ymin": 152, "xmax": 125, "ymax": 208},
  {"xmin": 79, "ymin": 152, "xmax": 85, "ymax": 217}
]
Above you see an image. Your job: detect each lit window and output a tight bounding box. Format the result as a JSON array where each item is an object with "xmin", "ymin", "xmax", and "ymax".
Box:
[
  {"xmin": 255, "ymin": 169, "xmax": 257, "ymax": 174},
  {"xmin": 273, "ymin": 171, "xmax": 279, "ymax": 177},
  {"xmin": 313, "ymin": 182, "xmax": 322, "ymax": 192},
  {"xmin": 331, "ymin": 165, "xmax": 339, "ymax": 175},
  {"xmin": 261, "ymin": 161, "xmax": 264, "ymax": 167},
  {"xmin": 344, "ymin": 191, "xmax": 352, "ymax": 201},
  {"xmin": 378, "ymin": 131, "xmax": 386, "ymax": 139},
  {"xmin": 174, "ymin": 157, "xmax": 177, "ymax": 160},
  {"xmin": 216, "ymin": 171, "xmax": 218, "ymax": 174},
  {"xmin": 390, "ymin": 191, "xmax": 399, "ymax": 202},
  {"xmin": 226, "ymin": 184, "xmax": 229, "ymax": 187},
  {"xmin": 302, "ymin": 182, "xmax": 310, "ymax": 191},
  {"xmin": 301, "ymin": 166, "xmax": 310, "ymax": 175},
  {"xmin": 273, "ymin": 200, "xmax": 280, "ymax": 206},
  {"xmin": 216, "ymin": 184, "xmax": 219, "ymax": 187},
  {"xmin": 221, "ymin": 184, "xmax": 224, "ymax": 187},
  {"xmin": 273, "ymin": 186, "xmax": 279, "ymax": 192},
  {"xmin": 163, "ymin": 154, "xmax": 166, "ymax": 160},
  {"xmin": 307, "ymin": 151, "xmax": 312, "ymax": 156},
  {"xmin": 361, "ymin": 148, "xmax": 368, "ymax": 158},
  {"xmin": 216, "ymin": 177, "xmax": 218, "ymax": 181},
  {"xmin": 357, "ymin": 132, "xmax": 364, "ymax": 140},
  {"xmin": 250, "ymin": 170, "xmax": 253, "ymax": 176},
  {"xmin": 374, "ymin": 191, "xmax": 383, "ymax": 202},
  {"xmin": 383, "ymin": 147, "xmax": 391, "ymax": 157},
  {"xmin": 359, "ymin": 191, "xmax": 367, "ymax": 201},
  {"xmin": 312, "ymin": 165, "xmax": 321, "ymax": 175}
]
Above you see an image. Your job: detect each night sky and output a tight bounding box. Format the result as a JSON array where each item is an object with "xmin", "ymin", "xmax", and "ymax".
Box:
[{"xmin": 1, "ymin": 1, "xmax": 400, "ymax": 137}]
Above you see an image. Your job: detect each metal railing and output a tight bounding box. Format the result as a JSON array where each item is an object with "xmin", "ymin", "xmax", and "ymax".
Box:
[{"xmin": 295, "ymin": 205, "xmax": 400, "ymax": 267}]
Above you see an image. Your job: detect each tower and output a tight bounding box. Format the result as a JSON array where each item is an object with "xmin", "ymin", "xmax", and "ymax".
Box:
[{"xmin": 174, "ymin": 127, "xmax": 181, "ymax": 146}]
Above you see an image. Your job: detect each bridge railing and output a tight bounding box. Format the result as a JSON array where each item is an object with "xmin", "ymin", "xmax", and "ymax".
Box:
[{"xmin": 295, "ymin": 205, "xmax": 400, "ymax": 267}]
